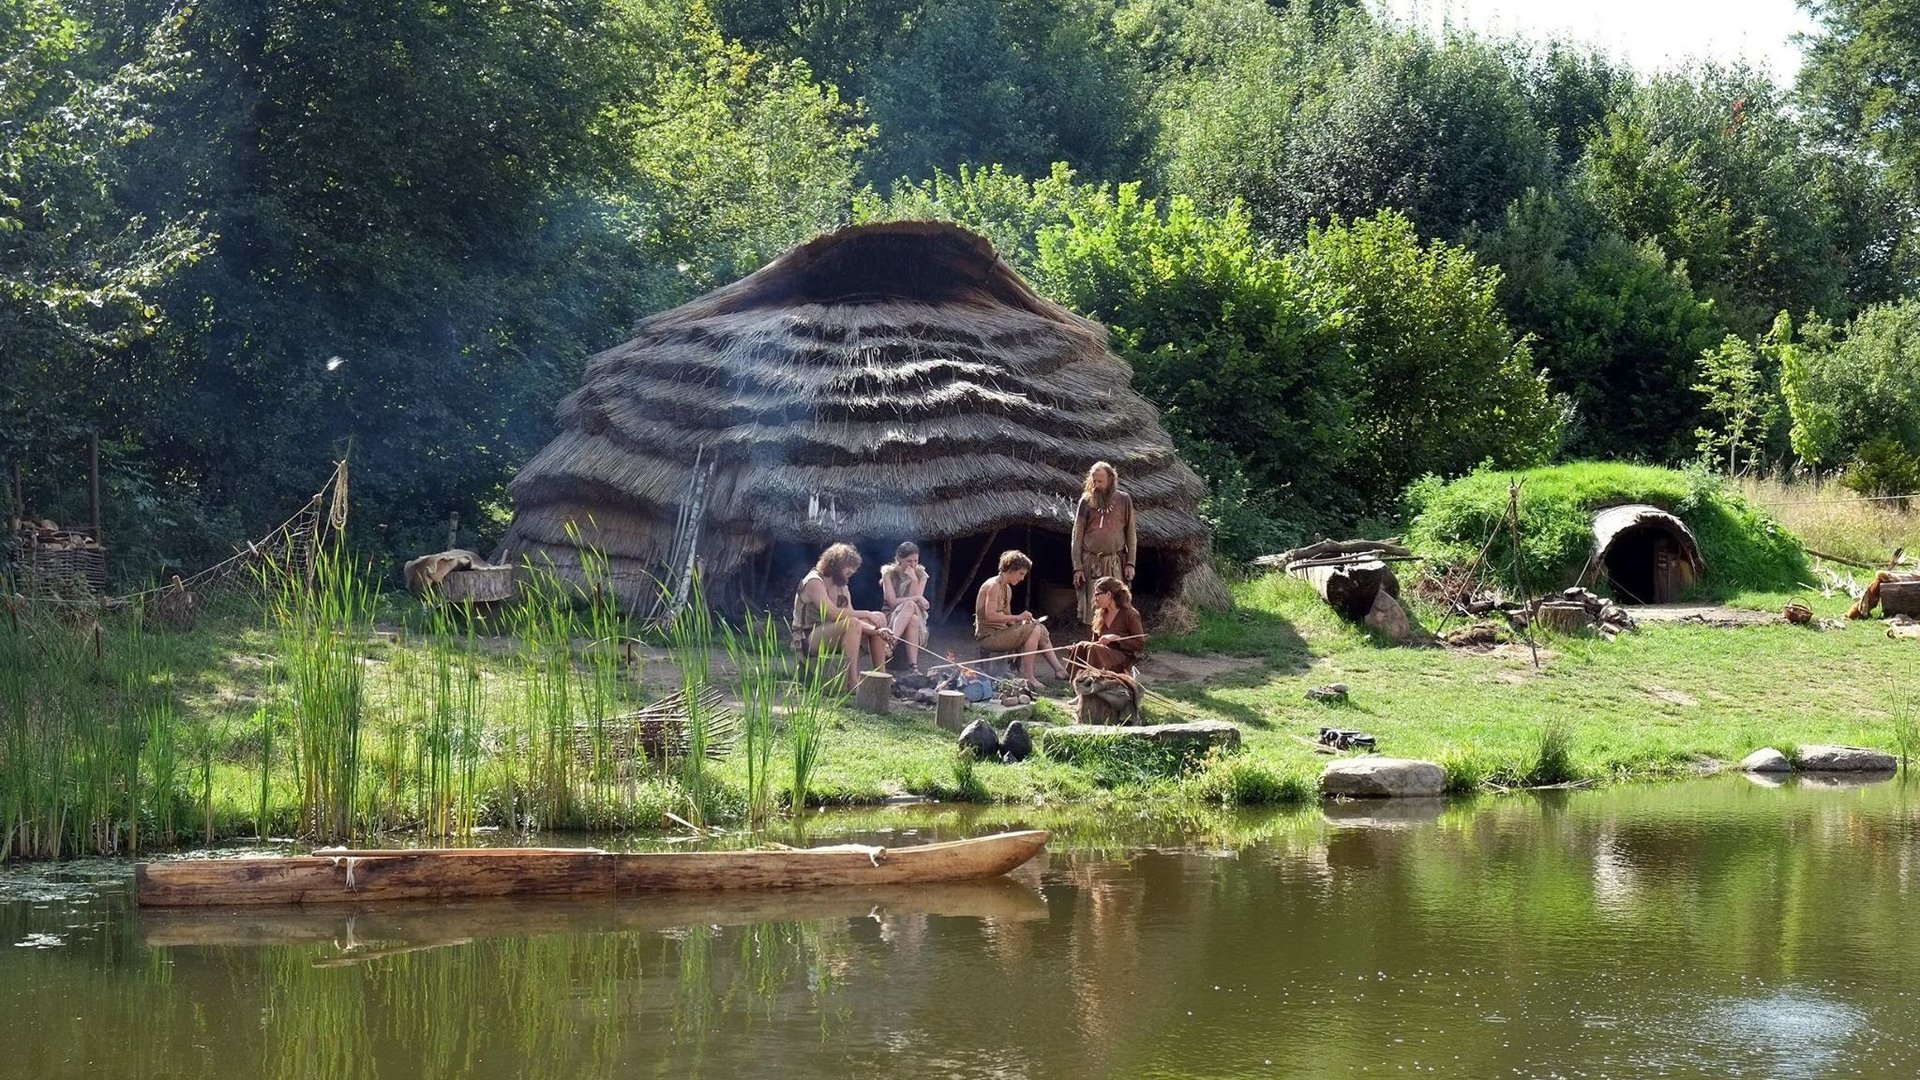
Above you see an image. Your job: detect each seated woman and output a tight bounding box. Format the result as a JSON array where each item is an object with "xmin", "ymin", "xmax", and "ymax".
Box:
[
  {"xmin": 1067, "ymin": 576, "xmax": 1146, "ymax": 674},
  {"xmin": 880, "ymin": 542, "xmax": 931, "ymax": 673},
  {"xmin": 974, "ymin": 549, "xmax": 1068, "ymax": 684},
  {"xmin": 793, "ymin": 542, "xmax": 894, "ymax": 694}
]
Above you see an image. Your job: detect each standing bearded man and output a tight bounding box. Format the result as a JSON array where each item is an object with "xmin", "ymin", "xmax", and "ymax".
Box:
[{"xmin": 1070, "ymin": 461, "xmax": 1136, "ymax": 626}]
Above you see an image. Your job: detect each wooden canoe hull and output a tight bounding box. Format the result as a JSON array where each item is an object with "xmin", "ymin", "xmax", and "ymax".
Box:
[
  {"xmin": 134, "ymin": 830, "xmax": 1050, "ymax": 907},
  {"xmin": 139, "ymin": 878, "xmax": 1049, "ymax": 949}
]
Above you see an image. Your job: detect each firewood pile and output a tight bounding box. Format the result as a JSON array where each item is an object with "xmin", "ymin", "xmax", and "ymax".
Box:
[
  {"xmin": 573, "ymin": 685, "xmax": 739, "ymax": 769},
  {"xmin": 7, "ymin": 516, "xmax": 108, "ymax": 599},
  {"xmin": 1452, "ymin": 586, "xmax": 1635, "ymax": 640}
]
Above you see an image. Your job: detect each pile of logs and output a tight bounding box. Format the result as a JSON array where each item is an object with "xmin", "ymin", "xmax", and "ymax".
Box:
[
  {"xmin": 1256, "ymin": 539, "xmax": 1416, "ymax": 642},
  {"xmin": 11, "ymin": 517, "xmax": 103, "ymax": 553},
  {"xmin": 8, "ymin": 516, "xmax": 108, "ymax": 598},
  {"xmin": 1454, "ymin": 586, "xmax": 1635, "ymax": 640},
  {"xmin": 574, "ymin": 685, "xmax": 739, "ymax": 768}
]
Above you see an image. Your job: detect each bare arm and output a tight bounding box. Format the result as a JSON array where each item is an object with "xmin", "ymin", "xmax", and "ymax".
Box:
[{"xmin": 1124, "ymin": 494, "xmax": 1138, "ymax": 579}]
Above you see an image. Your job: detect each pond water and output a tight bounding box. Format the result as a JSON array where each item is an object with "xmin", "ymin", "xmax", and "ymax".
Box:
[{"xmin": 4, "ymin": 776, "xmax": 1920, "ymax": 1079}]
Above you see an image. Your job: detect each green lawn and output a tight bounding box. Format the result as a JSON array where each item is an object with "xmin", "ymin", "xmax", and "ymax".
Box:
[{"xmin": 6, "ymin": 573, "xmax": 1917, "ymax": 858}]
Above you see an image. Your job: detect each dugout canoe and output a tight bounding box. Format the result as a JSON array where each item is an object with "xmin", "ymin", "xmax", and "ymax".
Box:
[
  {"xmin": 134, "ymin": 830, "xmax": 1050, "ymax": 907},
  {"xmin": 139, "ymin": 878, "xmax": 1049, "ymax": 950}
]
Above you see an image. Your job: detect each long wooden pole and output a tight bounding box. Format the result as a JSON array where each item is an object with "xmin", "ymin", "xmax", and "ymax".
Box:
[
  {"xmin": 940, "ymin": 529, "xmax": 1001, "ymax": 621},
  {"xmin": 89, "ymin": 432, "xmax": 101, "ymax": 539}
]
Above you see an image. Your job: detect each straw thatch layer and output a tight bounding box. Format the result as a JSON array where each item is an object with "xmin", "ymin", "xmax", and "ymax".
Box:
[{"xmin": 501, "ymin": 221, "xmax": 1227, "ymax": 613}]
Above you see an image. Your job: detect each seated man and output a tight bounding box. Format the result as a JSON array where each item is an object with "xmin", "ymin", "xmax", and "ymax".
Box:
[
  {"xmin": 974, "ymin": 549, "xmax": 1067, "ymax": 685},
  {"xmin": 1068, "ymin": 576, "xmax": 1146, "ymax": 674},
  {"xmin": 793, "ymin": 542, "xmax": 893, "ymax": 693}
]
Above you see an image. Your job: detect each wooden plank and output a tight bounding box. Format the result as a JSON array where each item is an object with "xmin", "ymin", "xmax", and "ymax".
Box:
[{"xmin": 135, "ymin": 831, "xmax": 1050, "ymax": 906}]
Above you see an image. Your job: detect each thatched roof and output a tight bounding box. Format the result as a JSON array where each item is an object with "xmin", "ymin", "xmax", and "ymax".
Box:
[{"xmin": 499, "ymin": 220, "xmax": 1225, "ymax": 612}]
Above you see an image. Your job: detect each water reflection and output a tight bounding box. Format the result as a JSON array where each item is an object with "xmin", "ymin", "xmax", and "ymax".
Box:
[{"xmin": 3, "ymin": 778, "xmax": 1920, "ymax": 1078}]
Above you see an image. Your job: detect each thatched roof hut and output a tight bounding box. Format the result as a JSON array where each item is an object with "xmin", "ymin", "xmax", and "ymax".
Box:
[{"xmin": 498, "ymin": 220, "xmax": 1228, "ymax": 621}]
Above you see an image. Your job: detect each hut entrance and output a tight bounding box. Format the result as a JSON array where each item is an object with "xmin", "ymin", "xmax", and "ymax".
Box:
[{"xmin": 1584, "ymin": 505, "xmax": 1704, "ymax": 604}]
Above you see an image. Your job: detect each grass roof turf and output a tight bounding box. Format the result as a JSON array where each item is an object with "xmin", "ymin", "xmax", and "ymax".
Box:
[{"xmin": 1404, "ymin": 462, "xmax": 1809, "ymax": 599}]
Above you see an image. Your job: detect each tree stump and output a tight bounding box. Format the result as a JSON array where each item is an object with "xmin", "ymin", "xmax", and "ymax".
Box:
[
  {"xmin": 854, "ymin": 671, "xmax": 893, "ymax": 715},
  {"xmin": 934, "ymin": 690, "xmax": 968, "ymax": 733},
  {"xmin": 1884, "ymin": 580, "xmax": 1920, "ymax": 618}
]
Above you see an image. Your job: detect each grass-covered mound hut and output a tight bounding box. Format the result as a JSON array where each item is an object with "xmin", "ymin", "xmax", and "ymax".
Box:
[
  {"xmin": 499, "ymin": 220, "xmax": 1228, "ymax": 619},
  {"xmin": 1405, "ymin": 463, "xmax": 1808, "ymax": 600}
]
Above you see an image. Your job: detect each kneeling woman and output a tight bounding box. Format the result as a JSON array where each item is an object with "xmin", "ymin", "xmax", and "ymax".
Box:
[{"xmin": 1068, "ymin": 576, "xmax": 1145, "ymax": 673}]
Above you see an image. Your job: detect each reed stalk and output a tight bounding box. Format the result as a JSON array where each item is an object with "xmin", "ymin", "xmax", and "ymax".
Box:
[
  {"xmin": 270, "ymin": 541, "xmax": 375, "ymax": 842},
  {"xmin": 666, "ymin": 574, "xmax": 717, "ymax": 826},
  {"xmin": 784, "ymin": 651, "xmax": 841, "ymax": 813},
  {"xmin": 723, "ymin": 610, "xmax": 782, "ymax": 825}
]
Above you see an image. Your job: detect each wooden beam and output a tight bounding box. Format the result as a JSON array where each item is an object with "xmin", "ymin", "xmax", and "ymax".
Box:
[{"xmin": 941, "ymin": 528, "xmax": 1001, "ymax": 622}]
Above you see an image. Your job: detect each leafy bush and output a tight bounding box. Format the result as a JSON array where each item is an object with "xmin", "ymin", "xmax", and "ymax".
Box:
[
  {"xmin": 1405, "ymin": 461, "xmax": 1809, "ymax": 597},
  {"xmin": 1289, "ymin": 211, "xmax": 1567, "ymax": 514},
  {"xmin": 1842, "ymin": 435, "xmax": 1920, "ymax": 505},
  {"xmin": 1783, "ymin": 298, "xmax": 1920, "ymax": 467}
]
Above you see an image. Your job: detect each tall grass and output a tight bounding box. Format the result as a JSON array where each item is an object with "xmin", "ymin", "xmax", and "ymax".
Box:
[
  {"xmin": 723, "ymin": 611, "xmax": 783, "ymax": 825},
  {"xmin": 1526, "ymin": 719, "xmax": 1578, "ymax": 786},
  {"xmin": 784, "ymin": 656, "xmax": 841, "ymax": 811},
  {"xmin": 0, "ymin": 594, "xmax": 200, "ymax": 859},
  {"xmin": 666, "ymin": 575, "xmax": 718, "ymax": 826},
  {"xmin": 1738, "ymin": 475, "xmax": 1920, "ymax": 567},
  {"xmin": 268, "ymin": 543, "xmax": 377, "ymax": 842},
  {"xmin": 1892, "ymin": 677, "xmax": 1919, "ymax": 774},
  {"xmin": 507, "ymin": 559, "xmax": 589, "ymax": 829}
]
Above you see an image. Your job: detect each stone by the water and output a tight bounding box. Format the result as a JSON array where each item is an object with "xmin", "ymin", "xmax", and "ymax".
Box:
[
  {"xmin": 1321, "ymin": 757, "xmax": 1445, "ymax": 798},
  {"xmin": 1796, "ymin": 744, "xmax": 1897, "ymax": 772},
  {"xmin": 1739, "ymin": 747, "xmax": 1793, "ymax": 773},
  {"xmin": 1000, "ymin": 720, "xmax": 1034, "ymax": 763},
  {"xmin": 958, "ymin": 719, "xmax": 1001, "ymax": 759}
]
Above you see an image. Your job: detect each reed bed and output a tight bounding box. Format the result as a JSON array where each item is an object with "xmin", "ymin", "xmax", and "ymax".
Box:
[{"xmin": 0, "ymin": 531, "xmax": 853, "ymax": 861}]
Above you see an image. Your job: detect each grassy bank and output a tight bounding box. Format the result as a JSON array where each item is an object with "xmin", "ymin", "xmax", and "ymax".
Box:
[{"xmin": 5, "ymin": 569, "xmax": 1918, "ymax": 859}]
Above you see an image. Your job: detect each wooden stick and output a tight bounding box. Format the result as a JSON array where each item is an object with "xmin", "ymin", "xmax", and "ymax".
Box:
[{"xmin": 940, "ymin": 529, "xmax": 1001, "ymax": 621}]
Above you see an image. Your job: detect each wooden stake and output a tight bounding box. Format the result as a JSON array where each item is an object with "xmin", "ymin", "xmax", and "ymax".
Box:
[
  {"xmin": 1505, "ymin": 480, "xmax": 1541, "ymax": 670},
  {"xmin": 88, "ymin": 432, "xmax": 101, "ymax": 540}
]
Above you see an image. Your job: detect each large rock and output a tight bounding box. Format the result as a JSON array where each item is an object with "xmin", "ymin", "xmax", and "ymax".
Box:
[
  {"xmin": 1321, "ymin": 756, "xmax": 1445, "ymax": 798},
  {"xmin": 1039, "ymin": 721, "xmax": 1241, "ymax": 766},
  {"xmin": 1739, "ymin": 747, "xmax": 1794, "ymax": 773},
  {"xmin": 1796, "ymin": 744, "xmax": 1897, "ymax": 773},
  {"xmin": 957, "ymin": 720, "xmax": 1000, "ymax": 760},
  {"xmin": 999, "ymin": 721, "xmax": 1034, "ymax": 763}
]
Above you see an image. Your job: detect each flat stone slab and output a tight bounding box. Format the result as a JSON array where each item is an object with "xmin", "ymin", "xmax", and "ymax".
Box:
[
  {"xmin": 1321, "ymin": 756, "xmax": 1446, "ymax": 798},
  {"xmin": 1796, "ymin": 744, "xmax": 1897, "ymax": 772},
  {"xmin": 1038, "ymin": 721, "xmax": 1240, "ymax": 764},
  {"xmin": 1739, "ymin": 747, "xmax": 1794, "ymax": 773}
]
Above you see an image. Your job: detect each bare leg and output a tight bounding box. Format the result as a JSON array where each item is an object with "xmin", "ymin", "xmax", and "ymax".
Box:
[
  {"xmin": 838, "ymin": 623, "xmax": 862, "ymax": 694},
  {"xmin": 901, "ymin": 610, "xmax": 925, "ymax": 669},
  {"xmin": 865, "ymin": 628, "xmax": 889, "ymax": 672},
  {"xmin": 1029, "ymin": 625, "xmax": 1067, "ymax": 679}
]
